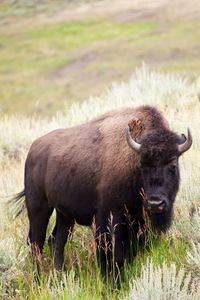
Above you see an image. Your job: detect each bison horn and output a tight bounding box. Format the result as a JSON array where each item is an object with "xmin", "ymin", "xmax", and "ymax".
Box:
[
  {"xmin": 178, "ymin": 128, "xmax": 193, "ymax": 155},
  {"xmin": 126, "ymin": 127, "xmax": 141, "ymax": 152}
]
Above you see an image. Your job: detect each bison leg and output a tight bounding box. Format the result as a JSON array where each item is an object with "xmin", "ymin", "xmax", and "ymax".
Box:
[
  {"xmin": 27, "ymin": 198, "xmax": 53, "ymax": 258},
  {"xmin": 95, "ymin": 211, "xmax": 125, "ymax": 278},
  {"xmin": 124, "ymin": 219, "xmax": 146, "ymax": 264},
  {"xmin": 53, "ymin": 210, "xmax": 74, "ymax": 271},
  {"xmin": 95, "ymin": 211, "xmax": 112, "ymax": 277},
  {"xmin": 113, "ymin": 217, "xmax": 125, "ymax": 271}
]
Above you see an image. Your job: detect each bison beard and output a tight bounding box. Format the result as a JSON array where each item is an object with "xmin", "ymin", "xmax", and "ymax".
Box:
[{"xmin": 15, "ymin": 105, "xmax": 192, "ymax": 277}]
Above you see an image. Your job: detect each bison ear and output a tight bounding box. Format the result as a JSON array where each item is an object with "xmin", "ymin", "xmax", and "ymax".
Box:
[
  {"xmin": 128, "ymin": 118, "xmax": 143, "ymax": 139},
  {"xmin": 178, "ymin": 128, "xmax": 193, "ymax": 155},
  {"xmin": 181, "ymin": 133, "xmax": 186, "ymax": 142}
]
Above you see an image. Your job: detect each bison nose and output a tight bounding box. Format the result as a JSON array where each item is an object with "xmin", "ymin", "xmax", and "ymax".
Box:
[{"xmin": 148, "ymin": 197, "xmax": 166, "ymax": 213}]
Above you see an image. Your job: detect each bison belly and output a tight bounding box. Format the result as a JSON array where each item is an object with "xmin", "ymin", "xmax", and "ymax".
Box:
[{"xmin": 44, "ymin": 154, "xmax": 99, "ymax": 226}]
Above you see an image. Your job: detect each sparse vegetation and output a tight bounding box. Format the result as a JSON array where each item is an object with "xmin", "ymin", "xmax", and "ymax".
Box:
[{"xmin": 125, "ymin": 259, "xmax": 200, "ymax": 300}]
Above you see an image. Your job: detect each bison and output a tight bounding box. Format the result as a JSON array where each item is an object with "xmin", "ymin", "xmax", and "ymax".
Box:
[{"xmin": 15, "ymin": 105, "xmax": 192, "ymax": 276}]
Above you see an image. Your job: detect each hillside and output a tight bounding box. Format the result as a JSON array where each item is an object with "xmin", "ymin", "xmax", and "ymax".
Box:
[{"xmin": 1, "ymin": 0, "xmax": 200, "ymax": 115}]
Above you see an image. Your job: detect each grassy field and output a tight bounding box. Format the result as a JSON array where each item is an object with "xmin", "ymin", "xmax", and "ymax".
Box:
[
  {"xmin": 0, "ymin": 1, "xmax": 200, "ymax": 299},
  {"xmin": 1, "ymin": 0, "xmax": 200, "ymax": 115},
  {"xmin": 0, "ymin": 66, "xmax": 200, "ymax": 299}
]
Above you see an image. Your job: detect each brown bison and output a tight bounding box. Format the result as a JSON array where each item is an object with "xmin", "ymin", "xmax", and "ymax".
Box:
[{"xmin": 15, "ymin": 105, "xmax": 192, "ymax": 275}]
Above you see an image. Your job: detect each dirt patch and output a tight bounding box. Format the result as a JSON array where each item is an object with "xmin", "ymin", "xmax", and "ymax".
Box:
[
  {"xmin": 145, "ymin": 45, "xmax": 200, "ymax": 69},
  {"xmin": 54, "ymin": 50, "xmax": 99, "ymax": 78}
]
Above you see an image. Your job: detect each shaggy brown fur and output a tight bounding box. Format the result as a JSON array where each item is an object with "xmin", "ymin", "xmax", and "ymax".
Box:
[{"xmin": 15, "ymin": 105, "xmax": 191, "ymax": 276}]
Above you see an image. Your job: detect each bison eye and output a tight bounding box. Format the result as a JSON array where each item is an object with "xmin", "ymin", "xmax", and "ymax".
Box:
[{"xmin": 168, "ymin": 163, "xmax": 177, "ymax": 175}]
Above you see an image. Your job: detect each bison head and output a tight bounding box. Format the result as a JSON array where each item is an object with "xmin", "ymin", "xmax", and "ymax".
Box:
[{"xmin": 126, "ymin": 127, "xmax": 192, "ymax": 231}]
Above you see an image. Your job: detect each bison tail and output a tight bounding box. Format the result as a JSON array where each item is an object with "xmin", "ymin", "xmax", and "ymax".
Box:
[{"xmin": 9, "ymin": 190, "xmax": 26, "ymax": 218}]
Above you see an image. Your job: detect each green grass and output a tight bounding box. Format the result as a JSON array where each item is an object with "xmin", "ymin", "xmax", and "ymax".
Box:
[
  {"xmin": 0, "ymin": 19, "xmax": 155, "ymax": 115},
  {"xmin": 28, "ymin": 21, "xmax": 153, "ymax": 48},
  {"xmin": 0, "ymin": 225, "xmax": 193, "ymax": 299}
]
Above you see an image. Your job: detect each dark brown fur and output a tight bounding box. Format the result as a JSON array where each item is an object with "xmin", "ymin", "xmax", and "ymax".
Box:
[{"xmin": 16, "ymin": 105, "xmax": 188, "ymax": 275}]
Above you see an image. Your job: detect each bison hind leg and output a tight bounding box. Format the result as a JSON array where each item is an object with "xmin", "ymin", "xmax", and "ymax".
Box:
[
  {"xmin": 50, "ymin": 210, "xmax": 74, "ymax": 271},
  {"xmin": 27, "ymin": 198, "xmax": 53, "ymax": 258}
]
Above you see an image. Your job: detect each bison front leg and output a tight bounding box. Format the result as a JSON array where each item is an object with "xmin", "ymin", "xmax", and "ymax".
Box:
[
  {"xmin": 95, "ymin": 211, "xmax": 112, "ymax": 277},
  {"xmin": 95, "ymin": 211, "xmax": 125, "ymax": 278}
]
